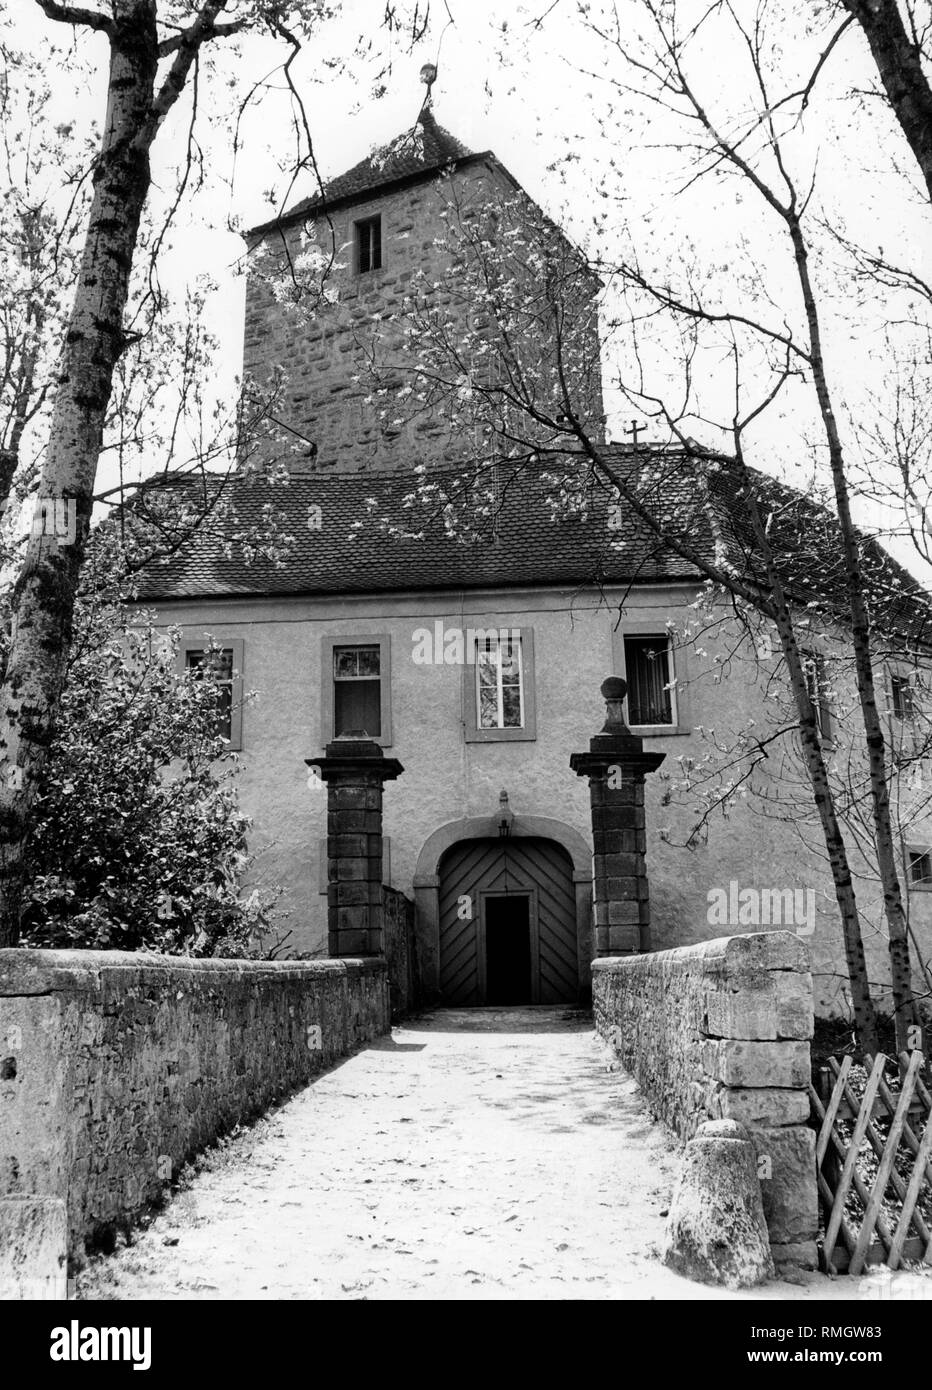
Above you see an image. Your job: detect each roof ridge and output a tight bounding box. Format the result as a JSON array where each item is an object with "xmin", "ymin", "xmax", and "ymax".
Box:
[{"xmin": 251, "ymin": 110, "xmax": 476, "ymax": 234}]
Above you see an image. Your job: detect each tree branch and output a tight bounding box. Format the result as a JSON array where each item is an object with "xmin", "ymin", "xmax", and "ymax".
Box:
[
  {"xmin": 138, "ymin": 1, "xmax": 228, "ymax": 145},
  {"xmin": 157, "ymin": 17, "xmax": 247, "ymax": 57},
  {"xmin": 33, "ymin": 0, "xmax": 113, "ymax": 33}
]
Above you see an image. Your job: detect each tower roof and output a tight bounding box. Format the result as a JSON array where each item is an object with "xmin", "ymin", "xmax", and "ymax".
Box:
[{"xmin": 248, "ymin": 109, "xmax": 485, "ymax": 236}]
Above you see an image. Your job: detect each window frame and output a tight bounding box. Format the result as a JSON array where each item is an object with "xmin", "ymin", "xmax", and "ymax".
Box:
[
  {"xmin": 906, "ymin": 844, "xmax": 932, "ymax": 892},
  {"xmin": 891, "ymin": 669, "xmax": 918, "ymax": 721},
  {"xmin": 801, "ymin": 648, "xmax": 834, "ymax": 745},
  {"xmin": 613, "ymin": 622, "xmax": 690, "ymax": 737},
  {"xmin": 354, "ymin": 214, "xmax": 382, "ymax": 275},
  {"xmin": 463, "ymin": 627, "xmax": 537, "ymax": 743},
  {"xmin": 178, "ymin": 636, "xmax": 244, "ymax": 752},
  {"xmin": 321, "ymin": 634, "xmax": 393, "ymax": 747}
]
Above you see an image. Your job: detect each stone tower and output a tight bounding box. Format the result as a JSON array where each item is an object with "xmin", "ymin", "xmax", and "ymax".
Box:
[{"xmin": 243, "ymin": 104, "xmax": 605, "ymax": 476}]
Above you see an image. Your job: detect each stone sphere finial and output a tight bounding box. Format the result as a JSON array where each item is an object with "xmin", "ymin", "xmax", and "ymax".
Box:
[
  {"xmin": 601, "ymin": 676, "xmax": 627, "ymax": 702},
  {"xmin": 601, "ymin": 675, "xmax": 629, "ymax": 734}
]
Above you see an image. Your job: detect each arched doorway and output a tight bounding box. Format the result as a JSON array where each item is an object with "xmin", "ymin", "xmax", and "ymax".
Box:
[{"xmin": 438, "ymin": 838, "xmax": 579, "ymax": 1005}]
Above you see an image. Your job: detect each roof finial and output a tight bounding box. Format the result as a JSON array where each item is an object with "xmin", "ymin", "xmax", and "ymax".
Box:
[{"xmin": 419, "ymin": 62, "xmax": 438, "ymax": 114}]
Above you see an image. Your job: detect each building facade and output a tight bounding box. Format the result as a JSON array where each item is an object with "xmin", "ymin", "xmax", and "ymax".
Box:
[{"xmin": 139, "ymin": 108, "xmax": 932, "ymax": 1018}]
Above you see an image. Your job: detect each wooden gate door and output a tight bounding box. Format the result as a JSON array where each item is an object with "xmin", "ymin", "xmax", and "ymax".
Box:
[{"xmin": 438, "ymin": 837, "xmax": 578, "ymax": 1005}]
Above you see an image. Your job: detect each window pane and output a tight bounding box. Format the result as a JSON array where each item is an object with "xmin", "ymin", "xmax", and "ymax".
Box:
[
  {"xmin": 356, "ymin": 217, "xmax": 381, "ymax": 274},
  {"xmin": 803, "ymin": 654, "xmax": 828, "ymax": 739},
  {"xmin": 624, "ymin": 637, "xmax": 672, "ymax": 725},
  {"xmin": 893, "ymin": 674, "xmax": 915, "ymax": 718},
  {"xmin": 334, "ymin": 645, "xmax": 380, "ymax": 679},
  {"xmin": 502, "ymin": 684, "xmax": 522, "ymax": 727},
  {"xmin": 334, "ymin": 648, "xmax": 358, "ymax": 678},
  {"xmin": 186, "ymin": 648, "xmax": 233, "ymax": 679},
  {"xmin": 334, "ymin": 679, "xmax": 381, "ymax": 737},
  {"xmin": 479, "ymin": 684, "xmax": 499, "ymax": 728},
  {"xmin": 185, "ymin": 648, "xmax": 233, "ymax": 740},
  {"xmin": 475, "ymin": 636, "xmax": 524, "ymax": 729},
  {"xmin": 477, "ymin": 651, "xmax": 497, "ymax": 687},
  {"xmin": 356, "ymin": 647, "xmax": 381, "ymax": 677},
  {"xmin": 500, "ymin": 644, "xmax": 520, "ymax": 681},
  {"xmin": 214, "ymin": 684, "xmax": 233, "ymax": 740}
]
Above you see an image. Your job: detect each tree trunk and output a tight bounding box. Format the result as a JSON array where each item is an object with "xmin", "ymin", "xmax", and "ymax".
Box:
[
  {"xmin": 722, "ymin": 439, "xmax": 881, "ymax": 1055},
  {"xmin": 0, "ymin": 5, "xmax": 159, "ymax": 944},
  {"xmin": 769, "ymin": 594, "xmax": 879, "ymax": 1055},
  {"xmin": 556, "ymin": 370, "xmax": 881, "ymax": 1052},
  {"xmin": 789, "ymin": 216, "xmax": 917, "ymax": 1053},
  {"xmin": 843, "ymin": 0, "xmax": 932, "ymax": 204}
]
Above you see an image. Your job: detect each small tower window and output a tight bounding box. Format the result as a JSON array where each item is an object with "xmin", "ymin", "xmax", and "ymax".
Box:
[{"xmin": 355, "ymin": 215, "xmax": 382, "ymax": 274}]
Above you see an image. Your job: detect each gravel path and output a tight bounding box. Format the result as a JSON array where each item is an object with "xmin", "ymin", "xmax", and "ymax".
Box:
[{"xmin": 76, "ymin": 1007, "xmax": 903, "ymax": 1301}]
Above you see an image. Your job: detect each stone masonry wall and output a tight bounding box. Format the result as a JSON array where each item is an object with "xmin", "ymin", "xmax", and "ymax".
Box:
[
  {"xmin": 592, "ymin": 931, "xmax": 818, "ymax": 1267},
  {"xmin": 243, "ymin": 160, "xmax": 603, "ymax": 476},
  {"xmin": 0, "ymin": 949, "xmax": 389, "ymax": 1263}
]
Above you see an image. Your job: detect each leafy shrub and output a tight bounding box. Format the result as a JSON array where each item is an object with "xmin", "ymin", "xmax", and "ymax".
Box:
[{"xmin": 20, "ymin": 545, "xmax": 278, "ymax": 954}]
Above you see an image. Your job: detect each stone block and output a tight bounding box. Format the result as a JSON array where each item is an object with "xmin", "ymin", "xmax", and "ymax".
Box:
[
  {"xmin": 608, "ymin": 900, "xmax": 641, "ymax": 926},
  {"xmin": 705, "ymin": 972, "xmax": 813, "ymax": 1041},
  {"xmin": 712, "ymin": 1086, "xmax": 810, "ymax": 1127},
  {"xmin": 701, "ymin": 1039, "xmax": 810, "ymax": 1088},
  {"xmin": 330, "ymin": 881, "xmax": 369, "ymax": 906},
  {"xmin": 703, "ymin": 931, "xmax": 810, "ymax": 976},
  {"xmin": 329, "ymin": 928, "xmax": 376, "ymax": 956},
  {"xmin": 604, "ymin": 877, "xmax": 642, "ymax": 901},
  {"xmin": 327, "ymin": 833, "xmax": 368, "ymax": 858},
  {"xmin": 608, "ymin": 925, "xmax": 640, "ymax": 952},
  {"xmin": 595, "ymin": 852, "xmax": 641, "ymax": 878},
  {"xmin": 749, "ymin": 1125, "xmax": 819, "ymax": 1244},
  {"xmin": 334, "ymin": 859, "xmax": 369, "ymax": 882}
]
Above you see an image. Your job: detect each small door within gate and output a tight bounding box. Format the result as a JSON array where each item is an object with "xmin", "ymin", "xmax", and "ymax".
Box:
[{"xmin": 438, "ymin": 838, "xmax": 578, "ymax": 1005}]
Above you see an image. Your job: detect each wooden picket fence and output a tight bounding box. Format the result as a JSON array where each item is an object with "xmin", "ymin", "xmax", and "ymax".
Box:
[{"xmin": 810, "ymin": 1051, "xmax": 932, "ymax": 1274}]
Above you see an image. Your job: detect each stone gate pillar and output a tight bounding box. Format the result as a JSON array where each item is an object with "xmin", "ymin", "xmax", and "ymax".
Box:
[
  {"xmin": 570, "ymin": 676, "xmax": 665, "ymax": 957},
  {"xmin": 306, "ymin": 735, "xmax": 404, "ymax": 958}
]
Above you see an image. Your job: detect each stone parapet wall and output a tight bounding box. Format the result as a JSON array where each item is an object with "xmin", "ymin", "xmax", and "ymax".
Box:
[
  {"xmin": 592, "ymin": 931, "xmax": 818, "ymax": 1266},
  {"xmin": 0, "ymin": 949, "xmax": 389, "ymax": 1263}
]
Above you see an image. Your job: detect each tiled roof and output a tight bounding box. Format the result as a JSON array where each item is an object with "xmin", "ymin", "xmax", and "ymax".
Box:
[
  {"xmin": 132, "ymin": 448, "xmax": 932, "ymax": 650},
  {"xmin": 134, "ymin": 451, "xmax": 707, "ymax": 601},
  {"xmin": 249, "ymin": 110, "xmax": 480, "ymax": 235},
  {"xmin": 703, "ymin": 462, "xmax": 932, "ymax": 647}
]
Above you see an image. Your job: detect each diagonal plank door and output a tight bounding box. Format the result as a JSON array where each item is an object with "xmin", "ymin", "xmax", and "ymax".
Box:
[{"xmin": 438, "ymin": 837, "xmax": 578, "ymax": 1005}]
